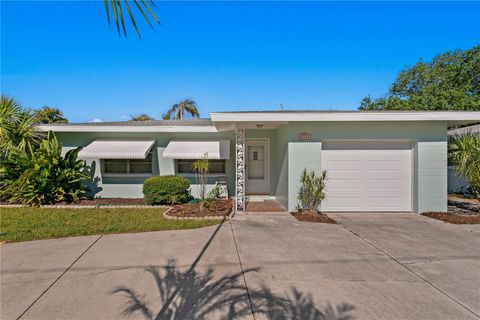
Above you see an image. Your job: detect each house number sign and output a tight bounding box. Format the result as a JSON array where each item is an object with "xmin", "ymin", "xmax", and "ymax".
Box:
[{"xmin": 299, "ymin": 132, "xmax": 312, "ymax": 141}]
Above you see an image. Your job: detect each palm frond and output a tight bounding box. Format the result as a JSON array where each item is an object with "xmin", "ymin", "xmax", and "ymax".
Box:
[{"xmin": 103, "ymin": 0, "xmax": 160, "ymax": 38}]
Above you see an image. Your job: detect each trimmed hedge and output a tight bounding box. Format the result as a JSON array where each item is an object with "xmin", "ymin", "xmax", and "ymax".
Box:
[{"xmin": 143, "ymin": 175, "xmax": 191, "ymax": 205}]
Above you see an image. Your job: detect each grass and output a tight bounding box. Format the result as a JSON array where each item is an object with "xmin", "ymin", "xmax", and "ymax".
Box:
[{"xmin": 0, "ymin": 207, "xmax": 220, "ymax": 243}]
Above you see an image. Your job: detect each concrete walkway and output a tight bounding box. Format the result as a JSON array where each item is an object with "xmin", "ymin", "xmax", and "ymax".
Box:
[{"xmin": 1, "ymin": 212, "xmax": 479, "ymax": 319}]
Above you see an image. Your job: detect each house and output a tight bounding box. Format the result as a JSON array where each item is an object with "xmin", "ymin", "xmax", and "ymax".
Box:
[
  {"xmin": 38, "ymin": 110, "xmax": 480, "ymax": 213},
  {"xmin": 447, "ymin": 124, "xmax": 480, "ymax": 193}
]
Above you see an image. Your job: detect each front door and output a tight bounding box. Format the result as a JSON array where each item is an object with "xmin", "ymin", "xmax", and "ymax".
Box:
[{"xmin": 246, "ymin": 139, "xmax": 269, "ymax": 194}]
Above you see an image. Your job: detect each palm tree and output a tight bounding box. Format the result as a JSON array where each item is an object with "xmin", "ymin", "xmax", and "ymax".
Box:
[
  {"xmin": 164, "ymin": 99, "xmax": 200, "ymax": 120},
  {"xmin": 0, "ymin": 95, "xmax": 43, "ymax": 158},
  {"xmin": 449, "ymin": 132, "xmax": 480, "ymax": 198},
  {"xmin": 103, "ymin": 0, "xmax": 160, "ymax": 38},
  {"xmin": 34, "ymin": 106, "xmax": 68, "ymax": 124}
]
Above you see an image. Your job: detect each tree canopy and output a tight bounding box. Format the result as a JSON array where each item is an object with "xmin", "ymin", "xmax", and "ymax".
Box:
[
  {"xmin": 359, "ymin": 46, "xmax": 480, "ymax": 111},
  {"xmin": 130, "ymin": 113, "xmax": 154, "ymax": 121},
  {"xmin": 34, "ymin": 106, "xmax": 68, "ymax": 124}
]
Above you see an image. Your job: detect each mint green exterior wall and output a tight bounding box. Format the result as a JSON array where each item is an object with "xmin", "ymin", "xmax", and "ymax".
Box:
[
  {"xmin": 56, "ymin": 120, "xmax": 448, "ymax": 213},
  {"xmin": 57, "ymin": 131, "xmax": 236, "ymax": 199},
  {"xmin": 282, "ymin": 121, "xmax": 448, "ymax": 213}
]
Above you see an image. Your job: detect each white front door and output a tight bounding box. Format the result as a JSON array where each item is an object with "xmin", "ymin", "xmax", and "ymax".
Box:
[{"xmin": 246, "ymin": 139, "xmax": 270, "ymax": 194}]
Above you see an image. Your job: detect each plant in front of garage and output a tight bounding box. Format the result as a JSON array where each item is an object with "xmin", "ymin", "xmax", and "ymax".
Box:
[
  {"xmin": 143, "ymin": 175, "xmax": 192, "ymax": 205},
  {"xmin": 293, "ymin": 169, "xmax": 335, "ymax": 223},
  {"xmin": 297, "ymin": 169, "xmax": 328, "ymax": 213}
]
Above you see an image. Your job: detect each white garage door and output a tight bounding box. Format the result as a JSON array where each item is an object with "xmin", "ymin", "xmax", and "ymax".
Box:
[{"xmin": 321, "ymin": 141, "xmax": 412, "ymax": 212}]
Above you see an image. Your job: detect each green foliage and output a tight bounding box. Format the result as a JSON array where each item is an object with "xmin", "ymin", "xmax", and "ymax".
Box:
[
  {"xmin": 130, "ymin": 113, "xmax": 154, "ymax": 121},
  {"xmin": 165, "ymin": 99, "xmax": 200, "ymax": 120},
  {"xmin": 103, "ymin": 0, "xmax": 160, "ymax": 38},
  {"xmin": 0, "ymin": 132, "xmax": 91, "ymax": 206},
  {"xmin": 34, "ymin": 106, "xmax": 68, "ymax": 124},
  {"xmin": 207, "ymin": 185, "xmax": 221, "ymax": 200},
  {"xmin": 449, "ymin": 132, "xmax": 480, "ymax": 197},
  {"xmin": 297, "ymin": 169, "xmax": 328, "ymax": 213},
  {"xmin": 192, "ymin": 156, "xmax": 210, "ymax": 202},
  {"xmin": 143, "ymin": 175, "xmax": 191, "ymax": 205},
  {"xmin": 0, "ymin": 95, "xmax": 43, "ymax": 158},
  {"xmin": 359, "ymin": 46, "xmax": 480, "ymax": 111}
]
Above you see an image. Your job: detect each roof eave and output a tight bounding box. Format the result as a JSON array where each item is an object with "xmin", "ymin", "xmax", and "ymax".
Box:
[
  {"xmin": 210, "ymin": 111, "xmax": 480, "ymax": 123},
  {"xmin": 36, "ymin": 125, "xmax": 219, "ymax": 133}
]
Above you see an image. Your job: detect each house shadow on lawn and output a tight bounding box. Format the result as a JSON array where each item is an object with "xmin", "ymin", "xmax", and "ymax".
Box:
[{"xmin": 112, "ymin": 221, "xmax": 355, "ymax": 320}]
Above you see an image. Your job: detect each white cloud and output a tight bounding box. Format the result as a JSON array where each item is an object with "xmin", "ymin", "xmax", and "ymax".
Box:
[
  {"xmin": 121, "ymin": 115, "xmax": 129, "ymax": 119},
  {"xmin": 91, "ymin": 118, "xmax": 103, "ymax": 123}
]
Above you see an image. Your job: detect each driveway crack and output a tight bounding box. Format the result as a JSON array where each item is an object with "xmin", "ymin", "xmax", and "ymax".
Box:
[
  {"xmin": 229, "ymin": 219, "xmax": 256, "ymax": 320},
  {"xmin": 341, "ymin": 225, "xmax": 480, "ymax": 319},
  {"xmin": 17, "ymin": 235, "xmax": 103, "ymax": 320}
]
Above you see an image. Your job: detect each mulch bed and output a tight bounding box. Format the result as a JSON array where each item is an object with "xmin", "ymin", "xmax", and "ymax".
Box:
[
  {"xmin": 167, "ymin": 199, "xmax": 233, "ymax": 218},
  {"xmin": 421, "ymin": 212, "xmax": 480, "ymax": 224},
  {"xmin": 291, "ymin": 211, "xmax": 337, "ymax": 223},
  {"xmin": 54, "ymin": 198, "xmax": 148, "ymax": 206}
]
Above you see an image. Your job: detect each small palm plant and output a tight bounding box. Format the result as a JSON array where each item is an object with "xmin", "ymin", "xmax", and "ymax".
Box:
[
  {"xmin": 449, "ymin": 132, "xmax": 480, "ymax": 199},
  {"xmin": 192, "ymin": 155, "xmax": 210, "ymax": 211},
  {"xmin": 297, "ymin": 169, "xmax": 328, "ymax": 213}
]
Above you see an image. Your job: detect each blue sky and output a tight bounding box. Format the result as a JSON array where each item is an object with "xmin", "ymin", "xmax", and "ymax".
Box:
[{"xmin": 2, "ymin": 1, "xmax": 479, "ymax": 122}]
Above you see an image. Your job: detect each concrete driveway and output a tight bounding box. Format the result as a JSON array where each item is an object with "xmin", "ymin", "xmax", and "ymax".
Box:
[{"xmin": 1, "ymin": 212, "xmax": 479, "ymax": 320}]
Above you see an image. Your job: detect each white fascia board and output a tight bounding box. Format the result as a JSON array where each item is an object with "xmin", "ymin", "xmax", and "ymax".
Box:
[
  {"xmin": 210, "ymin": 111, "xmax": 480, "ymax": 123},
  {"xmin": 36, "ymin": 125, "xmax": 218, "ymax": 133}
]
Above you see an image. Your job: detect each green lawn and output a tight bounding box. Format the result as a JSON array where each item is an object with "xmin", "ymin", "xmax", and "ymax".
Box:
[{"xmin": 0, "ymin": 207, "xmax": 220, "ymax": 242}]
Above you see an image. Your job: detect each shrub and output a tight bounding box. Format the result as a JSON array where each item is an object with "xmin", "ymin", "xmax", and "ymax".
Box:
[
  {"xmin": 0, "ymin": 131, "xmax": 91, "ymax": 205},
  {"xmin": 449, "ymin": 132, "xmax": 480, "ymax": 198},
  {"xmin": 143, "ymin": 175, "xmax": 191, "ymax": 205},
  {"xmin": 297, "ymin": 169, "xmax": 327, "ymax": 213}
]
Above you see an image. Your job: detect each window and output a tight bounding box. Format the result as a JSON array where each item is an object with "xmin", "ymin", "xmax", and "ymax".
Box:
[
  {"xmin": 103, "ymin": 154, "xmax": 153, "ymax": 175},
  {"xmin": 177, "ymin": 159, "xmax": 226, "ymax": 175}
]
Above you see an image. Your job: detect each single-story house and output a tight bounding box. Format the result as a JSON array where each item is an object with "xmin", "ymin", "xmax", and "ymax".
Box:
[
  {"xmin": 38, "ymin": 110, "xmax": 480, "ymax": 213},
  {"xmin": 447, "ymin": 124, "xmax": 480, "ymax": 193}
]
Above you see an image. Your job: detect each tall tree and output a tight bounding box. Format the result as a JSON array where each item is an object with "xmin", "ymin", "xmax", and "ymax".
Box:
[
  {"xmin": 34, "ymin": 106, "xmax": 68, "ymax": 124},
  {"xmin": 0, "ymin": 95, "xmax": 43, "ymax": 158},
  {"xmin": 103, "ymin": 0, "xmax": 160, "ymax": 38},
  {"xmin": 165, "ymin": 99, "xmax": 200, "ymax": 120},
  {"xmin": 359, "ymin": 46, "xmax": 480, "ymax": 111}
]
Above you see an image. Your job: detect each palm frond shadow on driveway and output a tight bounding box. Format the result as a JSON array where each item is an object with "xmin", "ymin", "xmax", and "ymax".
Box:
[{"xmin": 112, "ymin": 221, "xmax": 355, "ymax": 320}]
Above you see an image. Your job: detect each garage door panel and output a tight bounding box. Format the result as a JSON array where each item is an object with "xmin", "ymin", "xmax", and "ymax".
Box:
[
  {"xmin": 367, "ymin": 188, "xmax": 406, "ymax": 197},
  {"xmin": 367, "ymin": 160, "xmax": 405, "ymax": 171},
  {"xmin": 328, "ymin": 180, "xmax": 361, "ymax": 189},
  {"xmin": 324, "ymin": 197, "xmax": 362, "ymax": 210},
  {"xmin": 327, "ymin": 171, "xmax": 363, "ymax": 180},
  {"xmin": 325, "ymin": 160, "xmax": 362, "ymax": 171},
  {"xmin": 321, "ymin": 141, "xmax": 412, "ymax": 212}
]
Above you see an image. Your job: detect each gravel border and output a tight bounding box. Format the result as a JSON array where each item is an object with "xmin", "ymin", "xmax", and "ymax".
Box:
[{"xmin": 163, "ymin": 206, "xmax": 234, "ymax": 221}]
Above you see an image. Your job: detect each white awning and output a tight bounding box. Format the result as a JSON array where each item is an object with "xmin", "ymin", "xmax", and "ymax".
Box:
[
  {"xmin": 78, "ymin": 140, "xmax": 155, "ymax": 159},
  {"xmin": 163, "ymin": 140, "xmax": 230, "ymax": 160}
]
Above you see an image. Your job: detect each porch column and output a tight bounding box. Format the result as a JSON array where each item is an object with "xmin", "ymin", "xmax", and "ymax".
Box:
[{"xmin": 235, "ymin": 128, "xmax": 246, "ymax": 211}]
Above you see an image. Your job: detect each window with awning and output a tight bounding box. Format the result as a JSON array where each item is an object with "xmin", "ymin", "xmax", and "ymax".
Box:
[
  {"xmin": 78, "ymin": 140, "xmax": 155, "ymax": 159},
  {"xmin": 162, "ymin": 140, "xmax": 230, "ymax": 160}
]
